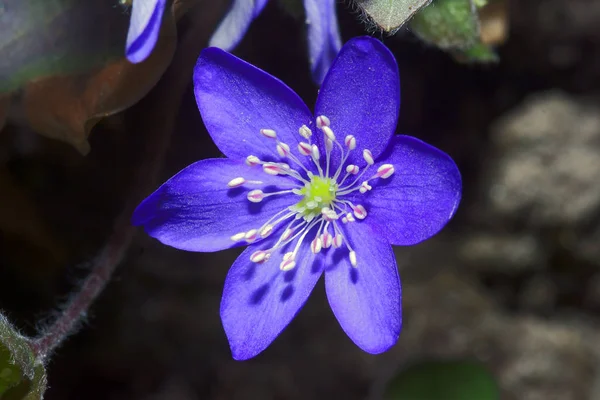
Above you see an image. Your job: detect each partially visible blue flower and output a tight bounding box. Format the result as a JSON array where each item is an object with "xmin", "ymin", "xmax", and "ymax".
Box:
[
  {"xmin": 126, "ymin": 0, "xmax": 167, "ymax": 63},
  {"xmin": 209, "ymin": 0, "xmax": 342, "ymax": 84},
  {"xmin": 133, "ymin": 37, "xmax": 462, "ymax": 360}
]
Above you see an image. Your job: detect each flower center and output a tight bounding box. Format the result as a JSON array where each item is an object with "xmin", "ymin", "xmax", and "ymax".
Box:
[
  {"xmin": 226, "ymin": 115, "xmax": 395, "ymax": 270},
  {"xmin": 296, "ymin": 176, "xmax": 337, "ymax": 218}
]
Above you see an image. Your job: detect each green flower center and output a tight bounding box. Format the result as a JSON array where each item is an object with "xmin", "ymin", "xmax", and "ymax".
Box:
[{"xmin": 295, "ymin": 175, "xmax": 338, "ymax": 217}]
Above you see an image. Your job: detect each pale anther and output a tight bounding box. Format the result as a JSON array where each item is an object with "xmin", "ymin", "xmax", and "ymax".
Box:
[
  {"xmin": 263, "ymin": 163, "xmax": 284, "ymax": 175},
  {"xmin": 311, "ymin": 144, "xmax": 320, "ymax": 160},
  {"xmin": 247, "ymin": 189, "xmax": 264, "ymax": 203},
  {"xmin": 230, "ymin": 232, "xmax": 246, "ymax": 242},
  {"xmin": 282, "ymin": 228, "xmax": 293, "ymax": 241},
  {"xmin": 322, "ymin": 126, "xmax": 336, "ymax": 141},
  {"xmin": 298, "ymin": 142, "xmax": 312, "ymax": 156},
  {"xmin": 376, "ymin": 164, "xmax": 395, "ymax": 179},
  {"xmin": 321, "ymin": 232, "xmax": 332, "ymax": 248},
  {"xmin": 280, "ymin": 254, "xmax": 296, "ymax": 271},
  {"xmin": 245, "ymin": 229, "xmax": 258, "ymax": 242},
  {"xmin": 227, "ymin": 177, "xmax": 246, "ymax": 188},
  {"xmin": 363, "ymin": 149, "xmax": 374, "ymax": 165},
  {"xmin": 346, "ymin": 212, "xmax": 356, "ymax": 222},
  {"xmin": 344, "ymin": 135, "xmax": 356, "ymax": 150},
  {"xmin": 346, "ymin": 164, "xmax": 359, "ymax": 175},
  {"xmin": 325, "ymin": 138, "xmax": 333, "ymax": 151},
  {"xmin": 250, "ymin": 250, "xmax": 267, "ymax": 263},
  {"xmin": 311, "ymin": 237, "xmax": 322, "ymax": 254},
  {"xmin": 299, "ymin": 125, "xmax": 313, "ymax": 139},
  {"xmin": 276, "ymin": 142, "xmax": 291, "ymax": 157},
  {"xmin": 353, "ymin": 204, "xmax": 367, "ymax": 220},
  {"xmin": 359, "ymin": 181, "xmax": 372, "ymax": 194},
  {"xmin": 246, "ymin": 155, "xmax": 261, "ymax": 167},
  {"xmin": 260, "ymin": 225, "xmax": 274, "ymax": 238},
  {"xmin": 316, "ymin": 115, "xmax": 330, "ymax": 128},
  {"xmin": 349, "ymin": 251, "xmax": 358, "ymax": 267},
  {"xmin": 333, "ymin": 234, "xmax": 343, "ymax": 248},
  {"xmin": 260, "ymin": 128, "xmax": 277, "ymax": 139}
]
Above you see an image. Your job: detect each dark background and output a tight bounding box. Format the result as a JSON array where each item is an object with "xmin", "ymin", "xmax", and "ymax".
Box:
[{"xmin": 2, "ymin": 1, "xmax": 600, "ymax": 399}]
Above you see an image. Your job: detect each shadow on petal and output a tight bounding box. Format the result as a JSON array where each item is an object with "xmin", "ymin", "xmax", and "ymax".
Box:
[
  {"xmin": 281, "ymin": 285, "xmax": 294, "ymax": 302},
  {"xmin": 250, "ymin": 283, "xmax": 270, "ymax": 305},
  {"xmin": 349, "ymin": 267, "xmax": 359, "ymax": 284}
]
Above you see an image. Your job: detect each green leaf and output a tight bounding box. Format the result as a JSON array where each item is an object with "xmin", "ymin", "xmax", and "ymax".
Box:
[
  {"xmin": 410, "ymin": 0, "xmax": 480, "ymax": 49},
  {"xmin": 384, "ymin": 360, "xmax": 499, "ymax": 400},
  {"xmin": 0, "ymin": 0, "xmax": 131, "ymax": 93},
  {"xmin": 355, "ymin": 0, "xmax": 432, "ymax": 33},
  {"xmin": 0, "ymin": 314, "xmax": 47, "ymax": 400},
  {"xmin": 454, "ymin": 42, "xmax": 498, "ymax": 63}
]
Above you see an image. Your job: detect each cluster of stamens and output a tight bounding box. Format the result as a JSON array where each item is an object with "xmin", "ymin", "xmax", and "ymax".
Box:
[{"xmin": 227, "ymin": 115, "xmax": 395, "ymax": 271}]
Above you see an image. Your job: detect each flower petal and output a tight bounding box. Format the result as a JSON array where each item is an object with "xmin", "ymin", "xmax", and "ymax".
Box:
[
  {"xmin": 351, "ymin": 135, "xmax": 462, "ymax": 246},
  {"xmin": 314, "ymin": 36, "xmax": 400, "ymax": 168},
  {"xmin": 126, "ymin": 0, "xmax": 167, "ymax": 63},
  {"xmin": 209, "ymin": 0, "xmax": 269, "ymax": 50},
  {"xmin": 194, "ymin": 47, "xmax": 315, "ymax": 167},
  {"xmin": 132, "ymin": 158, "xmax": 299, "ymax": 252},
  {"xmin": 303, "ymin": 0, "xmax": 342, "ymax": 84},
  {"xmin": 324, "ymin": 221, "xmax": 401, "ymax": 354},
  {"xmin": 221, "ymin": 232, "xmax": 323, "ymax": 360}
]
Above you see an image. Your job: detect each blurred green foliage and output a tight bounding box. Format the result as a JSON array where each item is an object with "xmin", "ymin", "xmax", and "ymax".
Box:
[
  {"xmin": 410, "ymin": 0, "xmax": 500, "ymax": 62},
  {"xmin": 0, "ymin": 315, "xmax": 46, "ymax": 400},
  {"xmin": 384, "ymin": 360, "xmax": 499, "ymax": 400}
]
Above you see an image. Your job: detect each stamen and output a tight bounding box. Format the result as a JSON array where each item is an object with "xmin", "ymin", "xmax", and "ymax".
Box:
[
  {"xmin": 376, "ymin": 164, "xmax": 395, "ymax": 179},
  {"xmin": 250, "ymin": 250, "xmax": 268, "ymax": 263},
  {"xmin": 363, "ymin": 149, "xmax": 374, "ymax": 165},
  {"xmin": 230, "ymin": 232, "xmax": 246, "ymax": 242},
  {"xmin": 245, "ymin": 229, "xmax": 258, "ymax": 243},
  {"xmin": 276, "ymin": 142, "xmax": 291, "ymax": 157},
  {"xmin": 247, "ymin": 190, "xmax": 264, "ymax": 203},
  {"xmin": 246, "ymin": 155, "xmax": 261, "ymax": 166},
  {"xmin": 260, "ymin": 225, "xmax": 274, "ymax": 238},
  {"xmin": 281, "ymin": 227, "xmax": 294, "ymax": 241},
  {"xmin": 260, "ymin": 128, "xmax": 277, "ymax": 139},
  {"xmin": 311, "ymin": 145, "xmax": 320, "ymax": 161},
  {"xmin": 316, "ymin": 115, "xmax": 330, "ymax": 128},
  {"xmin": 344, "ymin": 135, "xmax": 356, "ymax": 150},
  {"xmin": 349, "ymin": 251, "xmax": 357, "ymax": 267},
  {"xmin": 310, "ymin": 236, "xmax": 322, "ymax": 254},
  {"xmin": 322, "ymin": 126, "xmax": 336, "ymax": 142},
  {"xmin": 321, "ymin": 231, "xmax": 333, "ymax": 248},
  {"xmin": 346, "ymin": 165, "xmax": 359, "ymax": 175},
  {"xmin": 298, "ymin": 142, "xmax": 312, "ymax": 155},
  {"xmin": 263, "ymin": 163, "xmax": 286, "ymax": 176},
  {"xmin": 352, "ymin": 204, "xmax": 367, "ymax": 220},
  {"xmin": 299, "ymin": 125, "xmax": 313, "ymax": 139},
  {"xmin": 359, "ymin": 181, "xmax": 372, "ymax": 194},
  {"xmin": 325, "ymin": 138, "xmax": 333, "ymax": 151},
  {"xmin": 280, "ymin": 253, "xmax": 296, "ymax": 271},
  {"xmin": 333, "ymin": 233, "xmax": 343, "ymax": 248},
  {"xmin": 227, "ymin": 177, "xmax": 246, "ymax": 188}
]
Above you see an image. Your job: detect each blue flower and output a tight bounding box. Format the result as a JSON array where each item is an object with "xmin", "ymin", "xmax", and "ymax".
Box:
[
  {"xmin": 125, "ymin": 0, "xmax": 167, "ymax": 63},
  {"xmin": 209, "ymin": 0, "xmax": 342, "ymax": 84},
  {"xmin": 133, "ymin": 36, "xmax": 462, "ymax": 360}
]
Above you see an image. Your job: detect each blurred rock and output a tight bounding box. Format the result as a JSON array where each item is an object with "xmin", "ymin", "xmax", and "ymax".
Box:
[
  {"xmin": 373, "ymin": 272, "xmax": 600, "ymax": 400},
  {"xmin": 508, "ymin": 0, "xmax": 600, "ymax": 89},
  {"xmin": 518, "ymin": 274, "xmax": 558, "ymax": 313},
  {"xmin": 486, "ymin": 91, "xmax": 600, "ymax": 226},
  {"xmin": 459, "ymin": 232, "xmax": 545, "ymax": 273}
]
